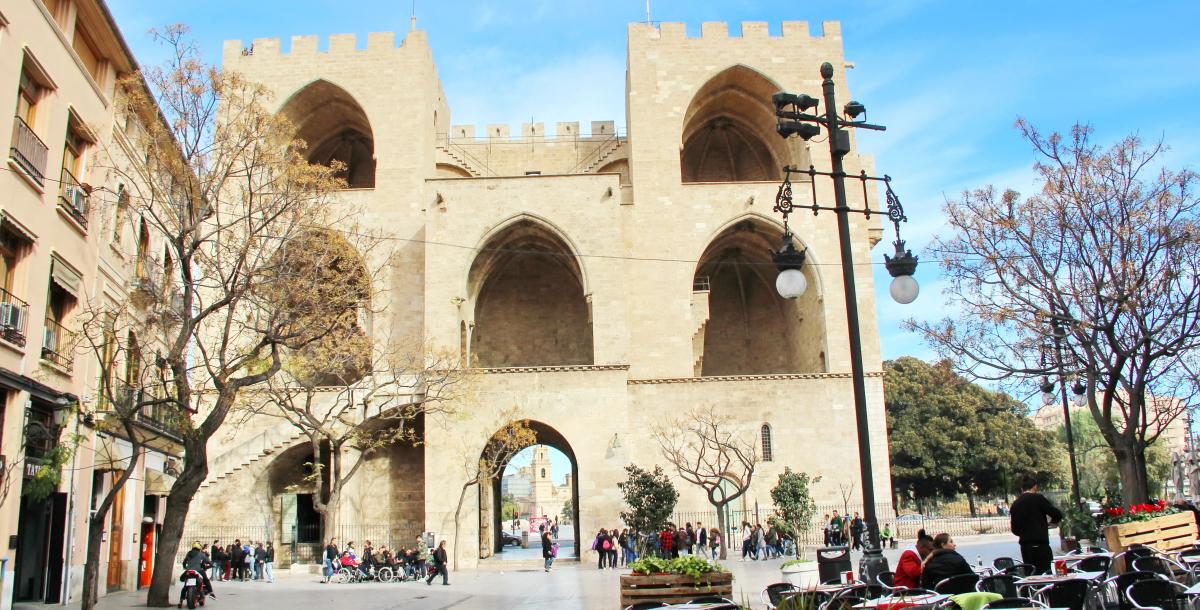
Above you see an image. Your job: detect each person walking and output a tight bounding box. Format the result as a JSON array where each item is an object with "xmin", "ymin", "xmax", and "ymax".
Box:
[
  {"xmin": 850, "ymin": 512, "xmax": 864, "ymax": 551},
  {"xmin": 542, "ymin": 530, "xmax": 556, "ymax": 572},
  {"xmin": 322, "ymin": 537, "xmax": 339, "ymax": 583},
  {"xmin": 425, "ymin": 540, "xmax": 449, "ymax": 585},
  {"xmin": 822, "ymin": 514, "xmax": 832, "ymax": 545},
  {"xmin": 594, "ymin": 528, "xmax": 610, "ymax": 569},
  {"xmin": 263, "ymin": 542, "xmax": 275, "ymax": 583},
  {"xmin": 685, "ymin": 523, "xmax": 695, "ymax": 555},
  {"xmin": 242, "ymin": 541, "xmax": 253, "ymax": 581},
  {"xmin": 709, "ymin": 528, "xmax": 721, "ymax": 559},
  {"xmin": 741, "ymin": 521, "xmax": 753, "ymax": 560},
  {"xmin": 755, "ymin": 524, "xmax": 767, "ymax": 560},
  {"xmin": 829, "ymin": 512, "xmax": 843, "ymax": 546},
  {"xmin": 697, "ymin": 522, "xmax": 707, "ymax": 557},
  {"xmin": 1009, "ymin": 475, "xmax": 1063, "ymax": 574},
  {"xmin": 230, "ymin": 539, "xmax": 244, "ymax": 581}
]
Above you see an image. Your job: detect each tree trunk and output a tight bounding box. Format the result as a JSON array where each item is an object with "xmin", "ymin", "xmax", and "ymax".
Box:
[
  {"xmin": 452, "ymin": 482, "xmax": 471, "ymax": 571},
  {"xmin": 319, "ymin": 491, "xmax": 339, "ymax": 542},
  {"xmin": 967, "ymin": 493, "xmax": 976, "ymax": 518},
  {"xmin": 80, "ymin": 515, "xmax": 107, "ymax": 610},
  {"xmin": 146, "ymin": 442, "xmax": 208, "ymax": 606},
  {"xmin": 714, "ymin": 505, "xmax": 728, "ymax": 560},
  {"xmin": 1115, "ymin": 442, "xmax": 1151, "ymax": 504}
]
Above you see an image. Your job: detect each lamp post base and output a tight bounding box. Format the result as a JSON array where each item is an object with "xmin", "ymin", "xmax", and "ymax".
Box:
[{"xmin": 859, "ymin": 547, "xmax": 889, "ymax": 585}]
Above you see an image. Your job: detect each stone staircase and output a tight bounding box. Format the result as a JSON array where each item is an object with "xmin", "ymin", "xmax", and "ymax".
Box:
[
  {"xmin": 691, "ymin": 287, "xmax": 711, "ymax": 376},
  {"xmin": 199, "ymin": 422, "xmax": 306, "ymax": 490},
  {"xmin": 581, "ymin": 138, "xmax": 625, "ymax": 174},
  {"xmin": 437, "ymin": 144, "xmax": 488, "ymax": 177}
]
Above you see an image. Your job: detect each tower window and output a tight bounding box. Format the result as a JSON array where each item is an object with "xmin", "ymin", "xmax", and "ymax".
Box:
[{"xmin": 761, "ymin": 423, "xmax": 773, "ymax": 462}]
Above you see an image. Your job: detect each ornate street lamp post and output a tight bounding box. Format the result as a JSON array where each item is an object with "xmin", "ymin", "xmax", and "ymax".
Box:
[
  {"xmin": 772, "ymin": 62, "xmax": 919, "ymax": 581},
  {"xmin": 1041, "ymin": 317, "xmax": 1086, "ymax": 507}
]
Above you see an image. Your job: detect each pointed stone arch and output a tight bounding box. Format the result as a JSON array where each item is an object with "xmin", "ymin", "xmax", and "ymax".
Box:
[
  {"xmin": 681, "ymin": 64, "xmax": 793, "ymax": 183},
  {"xmin": 279, "ymin": 79, "xmax": 376, "ymax": 188},
  {"xmin": 692, "ymin": 215, "xmax": 826, "ymax": 375},
  {"xmin": 466, "ymin": 216, "xmax": 593, "ymax": 367}
]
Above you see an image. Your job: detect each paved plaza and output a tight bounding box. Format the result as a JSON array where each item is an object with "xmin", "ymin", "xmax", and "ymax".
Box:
[{"xmin": 21, "ymin": 534, "xmax": 1044, "ymax": 610}]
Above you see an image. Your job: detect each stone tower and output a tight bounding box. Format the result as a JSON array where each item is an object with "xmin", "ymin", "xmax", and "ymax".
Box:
[{"xmin": 194, "ymin": 19, "xmax": 893, "ymax": 570}]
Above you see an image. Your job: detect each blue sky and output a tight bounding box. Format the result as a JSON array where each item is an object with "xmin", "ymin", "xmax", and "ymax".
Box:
[{"xmin": 107, "ymin": 0, "xmax": 1200, "ymax": 363}]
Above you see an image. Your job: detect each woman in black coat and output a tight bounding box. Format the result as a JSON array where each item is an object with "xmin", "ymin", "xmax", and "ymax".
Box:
[
  {"xmin": 542, "ymin": 531, "xmax": 555, "ymax": 572},
  {"xmin": 920, "ymin": 533, "xmax": 975, "ymax": 590}
]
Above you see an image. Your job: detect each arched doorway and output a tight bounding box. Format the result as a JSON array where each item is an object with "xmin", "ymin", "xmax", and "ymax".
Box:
[
  {"xmin": 467, "ymin": 218, "xmax": 593, "ymax": 367},
  {"xmin": 693, "ymin": 217, "xmax": 826, "ymax": 375},
  {"xmin": 480, "ymin": 421, "xmax": 580, "ymax": 559},
  {"xmin": 279, "ymin": 79, "xmax": 376, "ymax": 188}
]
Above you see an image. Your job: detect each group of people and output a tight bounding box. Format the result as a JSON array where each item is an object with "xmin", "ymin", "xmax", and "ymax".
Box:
[
  {"xmin": 206, "ymin": 539, "xmax": 275, "ymax": 583},
  {"xmin": 659, "ymin": 522, "xmax": 724, "ymax": 561},
  {"xmin": 321, "ymin": 536, "xmax": 450, "ymax": 586},
  {"xmin": 591, "ymin": 527, "xmax": 637, "ymax": 569},
  {"xmin": 823, "ymin": 511, "xmax": 868, "ymax": 549},
  {"xmin": 739, "ymin": 521, "xmax": 792, "ymax": 560}
]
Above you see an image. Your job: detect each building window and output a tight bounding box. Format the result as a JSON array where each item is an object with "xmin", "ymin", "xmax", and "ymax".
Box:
[
  {"xmin": 43, "ymin": 257, "xmax": 80, "ymax": 371},
  {"xmin": 58, "ymin": 112, "xmax": 92, "ymax": 229},
  {"xmin": 25, "ymin": 400, "xmax": 59, "ymax": 462},
  {"xmin": 72, "ymin": 22, "xmax": 106, "ymax": 87},
  {"xmin": 761, "ymin": 423, "xmax": 773, "ymax": 462},
  {"xmin": 112, "ymin": 184, "xmax": 128, "ymax": 244},
  {"xmin": 11, "ymin": 64, "xmax": 51, "ymax": 186},
  {"xmin": 0, "ymin": 219, "xmax": 32, "ymax": 346}
]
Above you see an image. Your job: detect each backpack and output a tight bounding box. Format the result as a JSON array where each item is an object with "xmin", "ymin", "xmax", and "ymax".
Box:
[{"xmin": 602, "ymin": 538, "xmax": 612, "ymax": 551}]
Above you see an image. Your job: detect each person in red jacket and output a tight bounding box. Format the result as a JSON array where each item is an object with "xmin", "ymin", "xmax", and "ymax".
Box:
[{"xmin": 893, "ymin": 530, "xmax": 933, "ymax": 589}]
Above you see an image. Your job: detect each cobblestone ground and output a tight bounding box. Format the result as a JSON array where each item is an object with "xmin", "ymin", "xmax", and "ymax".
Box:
[{"xmin": 18, "ymin": 533, "xmax": 1044, "ymax": 610}]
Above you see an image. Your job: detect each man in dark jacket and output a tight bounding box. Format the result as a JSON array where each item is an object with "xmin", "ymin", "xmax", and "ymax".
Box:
[
  {"xmin": 1010, "ymin": 475, "xmax": 1063, "ymax": 574},
  {"xmin": 850, "ymin": 513, "xmax": 864, "ymax": 550},
  {"xmin": 182, "ymin": 542, "xmax": 215, "ymax": 598},
  {"xmin": 425, "ymin": 540, "xmax": 449, "ymax": 585}
]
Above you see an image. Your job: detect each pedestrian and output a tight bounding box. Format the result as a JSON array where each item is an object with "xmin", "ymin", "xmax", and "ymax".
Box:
[
  {"xmin": 829, "ymin": 512, "xmax": 843, "ymax": 546},
  {"xmin": 230, "ymin": 539, "xmax": 244, "ymax": 581},
  {"xmin": 740, "ymin": 521, "xmax": 753, "ymax": 560},
  {"xmin": 594, "ymin": 528, "xmax": 609, "ymax": 569},
  {"xmin": 609, "ymin": 528, "xmax": 619, "ymax": 568},
  {"xmin": 685, "ymin": 522, "xmax": 695, "ymax": 555},
  {"xmin": 709, "ymin": 528, "xmax": 721, "ymax": 559},
  {"xmin": 1009, "ymin": 475, "xmax": 1063, "ymax": 574},
  {"xmin": 264, "ymin": 541, "xmax": 275, "ymax": 583},
  {"xmin": 425, "ymin": 540, "xmax": 449, "ymax": 585},
  {"xmin": 209, "ymin": 540, "xmax": 223, "ymax": 583},
  {"xmin": 542, "ymin": 530, "xmax": 556, "ymax": 572},
  {"xmin": 697, "ymin": 522, "xmax": 707, "ymax": 557},
  {"xmin": 850, "ymin": 512, "xmax": 864, "ymax": 551},
  {"xmin": 242, "ymin": 541, "xmax": 253, "ymax": 580},
  {"xmin": 755, "ymin": 523, "xmax": 767, "ymax": 560},
  {"xmin": 822, "ymin": 513, "xmax": 831, "ymax": 545},
  {"xmin": 253, "ymin": 542, "xmax": 266, "ymax": 581},
  {"xmin": 224, "ymin": 542, "xmax": 234, "ymax": 581},
  {"xmin": 415, "ymin": 535, "xmax": 429, "ymax": 578},
  {"xmin": 659, "ymin": 525, "xmax": 674, "ymax": 560},
  {"xmin": 765, "ymin": 525, "xmax": 779, "ymax": 559},
  {"xmin": 618, "ymin": 528, "xmax": 629, "ymax": 566},
  {"xmin": 552, "ymin": 519, "xmax": 559, "ymax": 539},
  {"xmin": 673, "ymin": 524, "xmax": 687, "ymax": 560},
  {"xmin": 322, "ymin": 537, "xmax": 339, "ymax": 583}
]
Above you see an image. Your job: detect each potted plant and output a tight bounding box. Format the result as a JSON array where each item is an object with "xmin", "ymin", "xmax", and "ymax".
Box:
[
  {"xmin": 1058, "ymin": 504, "xmax": 1100, "ymax": 551},
  {"xmin": 771, "ymin": 469, "xmax": 820, "ymax": 587}
]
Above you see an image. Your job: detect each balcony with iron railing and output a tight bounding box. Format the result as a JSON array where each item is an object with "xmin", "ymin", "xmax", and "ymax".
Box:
[
  {"xmin": 57, "ymin": 168, "xmax": 89, "ymax": 229},
  {"xmin": 105, "ymin": 379, "xmax": 186, "ymax": 442},
  {"xmin": 10, "ymin": 116, "xmax": 48, "ymax": 186},
  {"xmin": 41, "ymin": 317, "xmax": 74, "ymax": 371},
  {"xmin": 0, "ymin": 287, "xmax": 29, "ymax": 347}
]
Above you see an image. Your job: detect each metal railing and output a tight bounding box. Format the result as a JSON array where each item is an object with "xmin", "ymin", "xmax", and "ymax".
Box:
[
  {"xmin": 0, "ymin": 287, "xmax": 29, "ymax": 347},
  {"xmin": 10, "ymin": 115, "xmax": 48, "ymax": 185},
  {"xmin": 41, "ymin": 317, "xmax": 73, "ymax": 370},
  {"xmin": 568, "ymin": 132, "xmax": 622, "ymax": 174},
  {"xmin": 57, "ymin": 167, "xmax": 89, "ymax": 228},
  {"xmin": 177, "ymin": 523, "xmax": 424, "ymax": 567}
]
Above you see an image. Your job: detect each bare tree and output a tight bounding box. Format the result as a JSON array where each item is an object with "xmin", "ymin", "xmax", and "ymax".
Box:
[
  {"xmin": 249, "ymin": 333, "xmax": 471, "ymax": 538},
  {"xmin": 72, "ymin": 303, "xmax": 182, "ymax": 610},
  {"xmin": 654, "ymin": 407, "xmax": 758, "ymax": 560},
  {"xmin": 910, "ymin": 121, "xmax": 1200, "ymax": 503},
  {"xmin": 107, "ymin": 25, "xmax": 354, "ymax": 605},
  {"xmin": 451, "ymin": 414, "xmax": 536, "ymax": 570},
  {"xmin": 838, "ymin": 481, "xmax": 856, "ymax": 515}
]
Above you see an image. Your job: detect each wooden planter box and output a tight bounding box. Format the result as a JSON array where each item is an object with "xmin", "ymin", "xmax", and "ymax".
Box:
[
  {"xmin": 1105, "ymin": 511, "xmax": 1197, "ymax": 572},
  {"xmin": 619, "ymin": 572, "xmax": 733, "ymax": 608}
]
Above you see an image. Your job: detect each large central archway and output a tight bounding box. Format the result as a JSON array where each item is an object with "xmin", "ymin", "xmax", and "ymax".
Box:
[
  {"xmin": 680, "ymin": 65, "xmax": 792, "ymax": 183},
  {"xmin": 279, "ymin": 79, "xmax": 376, "ymax": 188},
  {"xmin": 479, "ymin": 420, "xmax": 580, "ymax": 559}
]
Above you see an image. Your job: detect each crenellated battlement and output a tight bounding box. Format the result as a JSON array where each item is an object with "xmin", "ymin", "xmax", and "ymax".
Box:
[
  {"xmin": 631, "ymin": 20, "xmax": 840, "ymax": 41},
  {"xmin": 446, "ymin": 120, "xmax": 619, "ymax": 143},
  {"xmin": 222, "ymin": 30, "xmax": 427, "ymax": 63}
]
